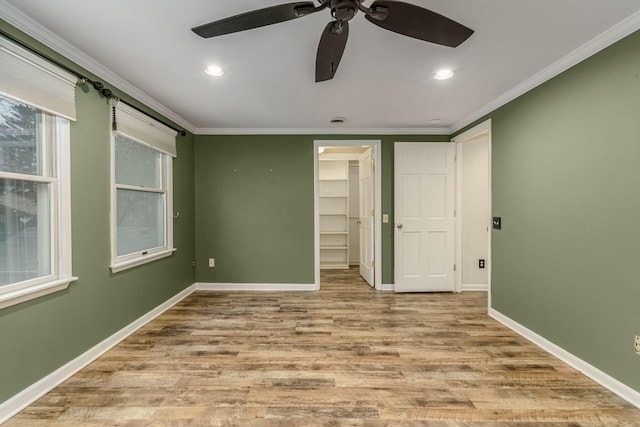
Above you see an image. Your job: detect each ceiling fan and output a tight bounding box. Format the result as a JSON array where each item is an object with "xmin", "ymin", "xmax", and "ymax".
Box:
[{"xmin": 192, "ymin": 0, "xmax": 474, "ymax": 82}]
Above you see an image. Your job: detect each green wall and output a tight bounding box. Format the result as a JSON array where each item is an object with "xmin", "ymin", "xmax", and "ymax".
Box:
[
  {"xmin": 194, "ymin": 135, "xmax": 447, "ymax": 285},
  {"xmin": 0, "ymin": 22, "xmax": 196, "ymax": 403},
  {"xmin": 5, "ymin": 14, "xmax": 640, "ymax": 409},
  {"xmin": 461, "ymin": 30, "xmax": 640, "ymax": 391}
]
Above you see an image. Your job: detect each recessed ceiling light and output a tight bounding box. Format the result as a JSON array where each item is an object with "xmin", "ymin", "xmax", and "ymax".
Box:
[
  {"xmin": 434, "ymin": 69, "xmax": 454, "ymax": 80},
  {"xmin": 430, "ymin": 118, "xmax": 441, "ymax": 124},
  {"xmin": 205, "ymin": 65, "xmax": 224, "ymax": 77},
  {"xmin": 330, "ymin": 117, "xmax": 347, "ymax": 124}
]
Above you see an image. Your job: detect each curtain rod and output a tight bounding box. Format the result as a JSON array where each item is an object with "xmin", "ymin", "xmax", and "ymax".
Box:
[{"xmin": 0, "ymin": 29, "xmax": 187, "ymax": 137}]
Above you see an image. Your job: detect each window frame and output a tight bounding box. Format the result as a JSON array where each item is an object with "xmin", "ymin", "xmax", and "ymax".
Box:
[
  {"xmin": 0, "ymin": 109, "xmax": 77, "ymax": 309},
  {"xmin": 109, "ymin": 131, "xmax": 175, "ymax": 273}
]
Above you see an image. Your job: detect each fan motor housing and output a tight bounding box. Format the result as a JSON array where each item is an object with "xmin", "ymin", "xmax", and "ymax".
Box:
[{"xmin": 329, "ymin": 0, "xmax": 358, "ymax": 21}]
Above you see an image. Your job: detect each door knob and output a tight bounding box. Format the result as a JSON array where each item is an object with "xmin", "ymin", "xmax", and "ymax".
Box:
[{"xmin": 396, "ymin": 223, "xmax": 403, "ymax": 230}]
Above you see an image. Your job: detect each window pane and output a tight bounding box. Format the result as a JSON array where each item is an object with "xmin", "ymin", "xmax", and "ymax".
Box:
[
  {"xmin": 115, "ymin": 134, "xmax": 160, "ymax": 188},
  {"xmin": 117, "ymin": 189, "xmax": 164, "ymax": 256},
  {"xmin": 0, "ymin": 178, "xmax": 51, "ymax": 286},
  {"xmin": 0, "ymin": 97, "xmax": 41, "ymax": 176}
]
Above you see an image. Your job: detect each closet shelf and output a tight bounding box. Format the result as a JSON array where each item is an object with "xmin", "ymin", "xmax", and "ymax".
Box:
[{"xmin": 319, "ymin": 159, "xmax": 349, "ymax": 270}]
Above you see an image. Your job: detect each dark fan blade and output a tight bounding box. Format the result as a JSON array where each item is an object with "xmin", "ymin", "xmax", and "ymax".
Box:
[
  {"xmin": 364, "ymin": 1, "xmax": 473, "ymax": 47},
  {"xmin": 316, "ymin": 21, "xmax": 349, "ymax": 82},
  {"xmin": 192, "ymin": 2, "xmax": 318, "ymax": 38}
]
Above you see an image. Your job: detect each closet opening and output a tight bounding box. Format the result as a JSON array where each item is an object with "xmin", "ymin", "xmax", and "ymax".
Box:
[{"xmin": 313, "ymin": 140, "xmax": 382, "ymax": 290}]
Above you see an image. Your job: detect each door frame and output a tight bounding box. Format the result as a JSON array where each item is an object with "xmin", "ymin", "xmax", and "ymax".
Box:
[
  {"xmin": 314, "ymin": 140, "xmax": 382, "ymax": 290},
  {"xmin": 451, "ymin": 119, "xmax": 492, "ymax": 301}
]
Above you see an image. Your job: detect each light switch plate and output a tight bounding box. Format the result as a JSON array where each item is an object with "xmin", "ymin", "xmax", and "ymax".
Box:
[{"xmin": 382, "ymin": 214, "xmax": 389, "ymax": 223}]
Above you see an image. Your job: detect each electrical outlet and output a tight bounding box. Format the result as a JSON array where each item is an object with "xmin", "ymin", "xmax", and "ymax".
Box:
[
  {"xmin": 635, "ymin": 336, "xmax": 640, "ymax": 354},
  {"xmin": 478, "ymin": 259, "xmax": 485, "ymax": 269},
  {"xmin": 208, "ymin": 258, "xmax": 215, "ymax": 268}
]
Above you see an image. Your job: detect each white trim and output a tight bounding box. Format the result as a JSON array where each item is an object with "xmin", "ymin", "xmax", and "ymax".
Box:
[
  {"xmin": 0, "ymin": 283, "xmax": 196, "ymax": 425},
  {"xmin": 451, "ymin": 119, "xmax": 493, "ymax": 306},
  {"xmin": 451, "ymin": 120, "xmax": 492, "ymax": 144},
  {"xmin": 490, "ymin": 308, "xmax": 640, "ymax": 409},
  {"xmin": 195, "ymin": 127, "xmax": 450, "ymax": 135},
  {"xmin": 450, "ymin": 11, "xmax": 640, "ymax": 134},
  {"xmin": 195, "ymin": 283, "xmax": 317, "ymax": 292},
  {"xmin": 109, "ymin": 248, "xmax": 176, "ymax": 273},
  {"xmin": 454, "ymin": 142, "xmax": 463, "ymax": 293},
  {"xmin": 0, "ymin": 276, "xmax": 77, "ymax": 310},
  {"xmin": 0, "ymin": 3, "xmax": 196, "ymax": 134},
  {"xmin": 462, "ymin": 284, "xmax": 488, "ymax": 292},
  {"xmin": 313, "ymin": 140, "xmax": 382, "ymax": 290},
  {"xmin": 379, "ymin": 283, "xmax": 395, "ymax": 291},
  {"xmin": 56, "ymin": 118, "xmax": 73, "ymax": 283}
]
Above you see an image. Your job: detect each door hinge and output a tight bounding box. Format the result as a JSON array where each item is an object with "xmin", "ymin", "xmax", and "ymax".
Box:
[
  {"xmin": 454, "ymin": 155, "xmax": 457, "ymax": 163},
  {"xmin": 371, "ymin": 260, "xmax": 375, "ymax": 268},
  {"xmin": 454, "ymin": 209, "xmax": 457, "ymax": 217},
  {"xmin": 371, "ymin": 209, "xmax": 375, "ymax": 217},
  {"xmin": 453, "ymin": 264, "xmax": 457, "ymax": 272}
]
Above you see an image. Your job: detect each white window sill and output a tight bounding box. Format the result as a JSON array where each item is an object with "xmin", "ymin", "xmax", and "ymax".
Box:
[
  {"xmin": 0, "ymin": 276, "xmax": 79, "ymax": 310},
  {"xmin": 110, "ymin": 248, "xmax": 176, "ymax": 273}
]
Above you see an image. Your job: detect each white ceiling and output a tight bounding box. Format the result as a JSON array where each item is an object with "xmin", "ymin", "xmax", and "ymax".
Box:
[{"xmin": 2, "ymin": 1, "xmax": 640, "ymax": 134}]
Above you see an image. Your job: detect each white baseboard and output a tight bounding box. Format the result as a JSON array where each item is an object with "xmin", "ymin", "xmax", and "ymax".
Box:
[
  {"xmin": 378, "ymin": 283, "xmax": 395, "ymax": 291},
  {"xmin": 0, "ymin": 284, "xmax": 197, "ymax": 425},
  {"xmin": 490, "ymin": 308, "xmax": 640, "ymax": 409},
  {"xmin": 195, "ymin": 282, "xmax": 317, "ymax": 291},
  {"xmin": 462, "ymin": 283, "xmax": 489, "ymax": 291}
]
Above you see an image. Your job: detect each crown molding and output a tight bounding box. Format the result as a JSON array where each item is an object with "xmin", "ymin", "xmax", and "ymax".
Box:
[
  {"xmin": 450, "ymin": 9, "xmax": 640, "ymax": 135},
  {"xmin": 3, "ymin": 2, "xmax": 639, "ymax": 137},
  {"xmin": 0, "ymin": 1, "xmax": 196, "ymax": 134},
  {"xmin": 194, "ymin": 127, "xmax": 451, "ymax": 135}
]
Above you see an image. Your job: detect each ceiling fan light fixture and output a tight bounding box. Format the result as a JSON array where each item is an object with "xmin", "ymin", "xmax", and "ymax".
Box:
[
  {"xmin": 204, "ymin": 65, "xmax": 224, "ymax": 77},
  {"xmin": 434, "ymin": 69, "xmax": 454, "ymax": 80}
]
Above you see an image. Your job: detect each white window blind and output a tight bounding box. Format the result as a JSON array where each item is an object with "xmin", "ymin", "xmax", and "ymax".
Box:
[
  {"xmin": 112, "ymin": 100, "xmax": 177, "ymax": 157},
  {"xmin": 0, "ymin": 37, "xmax": 77, "ymax": 121}
]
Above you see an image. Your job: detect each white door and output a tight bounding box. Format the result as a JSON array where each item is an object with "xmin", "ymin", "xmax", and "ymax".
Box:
[
  {"xmin": 359, "ymin": 148, "xmax": 374, "ymax": 286},
  {"xmin": 394, "ymin": 142, "xmax": 456, "ymax": 292}
]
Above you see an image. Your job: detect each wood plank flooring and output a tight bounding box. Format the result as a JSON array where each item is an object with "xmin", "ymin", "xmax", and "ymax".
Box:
[{"xmin": 6, "ymin": 268, "xmax": 640, "ymax": 426}]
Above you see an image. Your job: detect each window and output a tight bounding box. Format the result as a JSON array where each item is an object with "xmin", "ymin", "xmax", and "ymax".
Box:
[
  {"xmin": 0, "ymin": 37, "xmax": 77, "ymax": 309},
  {"xmin": 110, "ymin": 101, "xmax": 176, "ymax": 272}
]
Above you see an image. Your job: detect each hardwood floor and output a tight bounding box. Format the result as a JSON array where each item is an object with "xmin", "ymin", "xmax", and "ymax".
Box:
[{"xmin": 6, "ymin": 268, "xmax": 640, "ymax": 426}]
